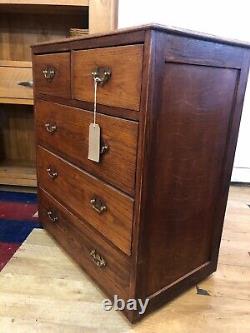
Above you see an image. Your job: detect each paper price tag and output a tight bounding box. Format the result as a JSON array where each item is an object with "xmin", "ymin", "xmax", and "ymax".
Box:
[
  {"xmin": 88, "ymin": 123, "xmax": 100, "ymax": 162},
  {"xmin": 88, "ymin": 79, "xmax": 101, "ymax": 162}
]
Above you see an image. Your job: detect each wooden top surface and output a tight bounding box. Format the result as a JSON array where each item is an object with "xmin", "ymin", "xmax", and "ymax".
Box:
[{"xmin": 31, "ymin": 23, "xmax": 250, "ymax": 51}]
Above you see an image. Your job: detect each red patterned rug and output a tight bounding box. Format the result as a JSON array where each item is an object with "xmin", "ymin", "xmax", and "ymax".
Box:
[{"xmin": 0, "ymin": 191, "xmax": 41, "ymax": 271}]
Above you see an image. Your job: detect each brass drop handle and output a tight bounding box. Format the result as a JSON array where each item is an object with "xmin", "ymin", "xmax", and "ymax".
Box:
[
  {"xmin": 46, "ymin": 168, "xmax": 58, "ymax": 180},
  {"xmin": 42, "ymin": 66, "xmax": 56, "ymax": 81},
  {"xmin": 45, "ymin": 123, "xmax": 57, "ymax": 134},
  {"xmin": 100, "ymin": 143, "xmax": 109, "ymax": 155},
  {"xmin": 89, "ymin": 249, "xmax": 106, "ymax": 268},
  {"xmin": 91, "ymin": 67, "xmax": 111, "ymax": 86},
  {"xmin": 90, "ymin": 197, "xmax": 107, "ymax": 214},
  {"xmin": 47, "ymin": 210, "xmax": 58, "ymax": 223}
]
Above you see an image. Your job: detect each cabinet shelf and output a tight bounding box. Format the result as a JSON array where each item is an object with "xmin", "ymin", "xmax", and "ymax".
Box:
[
  {"xmin": 0, "ymin": 161, "xmax": 37, "ymax": 187},
  {"xmin": 0, "ymin": 104, "xmax": 36, "ymax": 187},
  {"xmin": 0, "ymin": 1, "xmax": 89, "ymax": 14},
  {"xmin": 0, "ymin": 0, "xmax": 117, "ymax": 187},
  {"xmin": 0, "ymin": 1, "xmax": 88, "ymax": 5},
  {"xmin": 0, "ymin": 98, "xmax": 33, "ymax": 105}
]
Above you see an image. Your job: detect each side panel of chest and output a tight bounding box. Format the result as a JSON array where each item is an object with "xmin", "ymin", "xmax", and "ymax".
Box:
[{"xmin": 136, "ymin": 31, "xmax": 248, "ymax": 301}]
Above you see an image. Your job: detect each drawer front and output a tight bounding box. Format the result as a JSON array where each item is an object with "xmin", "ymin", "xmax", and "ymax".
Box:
[
  {"xmin": 37, "ymin": 146, "xmax": 134, "ymax": 255},
  {"xmin": 0, "ymin": 63, "xmax": 33, "ymax": 101},
  {"xmin": 36, "ymin": 100, "xmax": 138, "ymax": 196},
  {"xmin": 72, "ymin": 45, "xmax": 143, "ymax": 111},
  {"xmin": 33, "ymin": 52, "xmax": 70, "ymax": 98},
  {"xmin": 39, "ymin": 188, "xmax": 130, "ymax": 300}
]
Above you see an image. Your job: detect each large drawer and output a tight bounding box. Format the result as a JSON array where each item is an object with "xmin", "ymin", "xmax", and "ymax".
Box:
[
  {"xmin": 33, "ymin": 52, "xmax": 70, "ymax": 98},
  {"xmin": 0, "ymin": 61, "xmax": 33, "ymax": 104},
  {"xmin": 37, "ymin": 146, "xmax": 134, "ymax": 255},
  {"xmin": 36, "ymin": 100, "xmax": 138, "ymax": 196},
  {"xmin": 39, "ymin": 188, "xmax": 130, "ymax": 300},
  {"xmin": 72, "ymin": 45, "xmax": 143, "ymax": 111}
]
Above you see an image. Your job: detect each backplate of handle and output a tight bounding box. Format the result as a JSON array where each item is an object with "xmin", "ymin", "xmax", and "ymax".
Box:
[
  {"xmin": 91, "ymin": 67, "xmax": 111, "ymax": 86},
  {"xmin": 89, "ymin": 249, "xmax": 106, "ymax": 268},
  {"xmin": 45, "ymin": 123, "xmax": 57, "ymax": 134},
  {"xmin": 46, "ymin": 168, "xmax": 58, "ymax": 180},
  {"xmin": 90, "ymin": 197, "xmax": 107, "ymax": 214},
  {"xmin": 47, "ymin": 210, "xmax": 58, "ymax": 223},
  {"xmin": 42, "ymin": 66, "xmax": 56, "ymax": 81}
]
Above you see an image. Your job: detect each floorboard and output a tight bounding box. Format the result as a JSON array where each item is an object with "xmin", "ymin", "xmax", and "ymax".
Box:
[{"xmin": 0, "ymin": 186, "xmax": 249, "ymax": 332}]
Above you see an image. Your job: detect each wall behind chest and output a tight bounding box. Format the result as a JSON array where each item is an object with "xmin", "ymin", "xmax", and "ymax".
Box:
[{"xmin": 118, "ymin": 0, "xmax": 250, "ymax": 183}]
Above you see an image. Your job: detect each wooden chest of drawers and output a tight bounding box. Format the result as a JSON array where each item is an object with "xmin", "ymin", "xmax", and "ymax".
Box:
[{"xmin": 32, "ymin": 24, "xmax": 250, "ymax": 323}]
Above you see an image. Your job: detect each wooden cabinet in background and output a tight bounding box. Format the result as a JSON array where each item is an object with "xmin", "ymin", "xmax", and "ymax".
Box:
[
  {"xmin": 0, "ymin": 0, "xmax": 118, "ymax": 187},
  {"xmin": 0, "ymin": 61, "xmax": 33, "ymax": 105}
]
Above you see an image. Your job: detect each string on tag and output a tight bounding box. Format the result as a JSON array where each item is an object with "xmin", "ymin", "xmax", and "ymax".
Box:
[
  {"xmin": 88, "ymin": 76, "xmax": 101, "ymax": 162},
  {"xmin": 93, "ymin": 78, "xmax": 98, "ymax": 127}
]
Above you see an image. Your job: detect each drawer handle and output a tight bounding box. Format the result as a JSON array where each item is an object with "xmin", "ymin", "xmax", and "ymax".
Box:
[
  {"xmin": 47, "ymin": 210, "xmax": 58, "ymax": 223},
  {"xmin": 92, "ymin": 67, "xmax": 111, "ymax": 86},
  {"xmin": 42, "ymin": 66, "xmax": 56, "ymax": 81},
  {"xmin": 100, "ymin": 143, "xmax": 109, "ymax": 155},
  {"xmin": 89, "ymin": 249, "xmax": 106, "ymax": 268},
  {"xmin": 18, "ymin": 80, "xmax": 33, "ymax": 88},
  {"xmin": 45, "ymin": 123, "xmax": 57, "ymax": 134},
  {"xmin": 90, "ymin": 197, "xmax": 107, "ymax": 214},
  {"xmin": 46, "ymin": 168, "xmax": 58, "ymax": 180}
]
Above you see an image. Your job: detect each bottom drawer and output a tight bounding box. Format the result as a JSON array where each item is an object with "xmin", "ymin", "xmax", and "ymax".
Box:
[{"xmin": 38, "ymin": 188, "xmax": 131, "ymax": 300}]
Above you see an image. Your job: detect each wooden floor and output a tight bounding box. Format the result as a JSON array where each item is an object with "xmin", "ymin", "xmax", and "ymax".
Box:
[{"xmin": 0, "ymin": 186, "xmax": 249, "ymax": 332}]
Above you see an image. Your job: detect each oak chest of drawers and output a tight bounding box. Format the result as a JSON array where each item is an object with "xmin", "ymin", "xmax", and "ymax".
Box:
[{"xmin": 32, "ymin": 25, "xmax": 250, "ymax": 322}]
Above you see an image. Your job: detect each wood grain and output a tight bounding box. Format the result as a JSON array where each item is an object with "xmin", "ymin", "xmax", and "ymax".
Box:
[
  {"xmin": 0, "ymin": 1, "xmax": 90, "ymax": 187},
  {"xmin": 0, "ymin": 186, "xmax": 249, "ymax": 332},
  {"xmin": 72, "ymin": 45, "xmax": 143, "ymax": 111},
  {"xmin": 0, "ymin": 12, "xmax": 86, "ymax": 61},
  {"xmin": 31, "ymin": 24, "xmax": 249, "ymax": 55},
  {"xmin": 36, "ymin": 146, "xmax": 134, "ymax": 255},
  {"xmin": 137, "ymin": 60, "xmax": 239, "ymax": 298},
  {"xmin": 0, "ymin": 163, "xmax": 36, "ymax": 186},
  {"xmin": 89, "ymin": 0, "xmax": 118, "ymax": 34},
  {"xmin": 38, "ymin": 188, "xmax": 130, "ymax": 300},
  {"xmin": 33, "ymin": 53, "xmax": 71, "ymax": 98},
  {"xmin": 0, "ymin": 104, "xmax": 35, "ymax": 164},
  {"xmin": 0, "ymin": 61, "xmax": 33, "ymax": 102},
  {"xmin": 0, "ymin": 1, "xmax": 88, "ymax": 6},
  {"xmin": 35, "ymin": 94, "xmax": 141, "ymax": 121},
  {"xmin": 0, "ymin": 60, "xmax": 32, "ymax": 67},
  {"xmin": 36, "ymin": 100, "xmax": 138, "ymax": 195},
  {"xmin": 32, "ymin": 25, "xmax": 250, "ymax": 323}
]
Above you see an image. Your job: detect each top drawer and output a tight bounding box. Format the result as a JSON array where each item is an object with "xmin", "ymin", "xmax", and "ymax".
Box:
[
  {"xmin": 33, "ymin": 52, "xmax": 70, "ymax": 98},
  {"xmin": 72, "ymin": 45, "xmax": 143, "ymax": 111}
]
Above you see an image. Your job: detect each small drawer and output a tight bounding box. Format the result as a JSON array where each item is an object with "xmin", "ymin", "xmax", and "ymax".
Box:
[
  {"xmin": 0, "ymin": 61, "xmax": 33, "ymax": 103},
  {"xmin": 39, "ymin": 188, "xmax": 130, "ymax": 300},
  {"xmin": 33, "ymin": 52, "xmax": 70, "ymax": 98},
  {"xmin": 72, "ymin": 45, "xmax": 143, "ymax": 111},
  {"xmin": 36, "ymin": 100, "xmax": 138, "ymax": 196},
  {"xmin": 37, "ymin": 146, "xmax": 134, "ymax": 255}
]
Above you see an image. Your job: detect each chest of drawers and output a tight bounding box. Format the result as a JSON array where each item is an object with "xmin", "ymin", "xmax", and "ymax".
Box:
[{"xmin": 32, "ymin": 24, "xmax": 250, "ymax": 323}]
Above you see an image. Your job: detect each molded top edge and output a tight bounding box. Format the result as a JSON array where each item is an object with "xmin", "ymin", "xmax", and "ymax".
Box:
[{"xmin": 31, "ymin": 23, "xmax": 250, "ymax": 50}]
